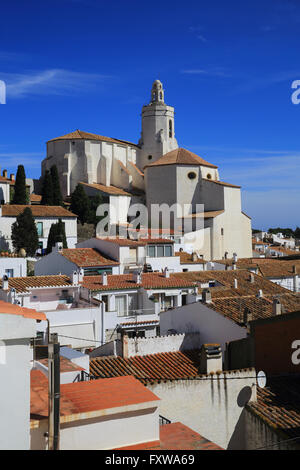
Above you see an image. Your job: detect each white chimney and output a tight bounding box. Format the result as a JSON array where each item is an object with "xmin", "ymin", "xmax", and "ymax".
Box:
[
  {"xmin": 164, "ymin": 267, "xmax": 170, "ymax": 278},
  {"xmin": 233, "ymin": 252, "xmax": 238, "ymax": 263},
  {"xmin": 78, "ymin": 268, "xmax": 84, "ymax": 282},
  {"xmin": 234, "ymin": 278, "xmax": 238, "ymax": 289},
  {"xmin": 54, "ymin": 241, "xmax": 63, "ymax": 253},
  {"xmin": 72, "ymin": 271, "xmax": 79, "ymax": 286},
  {"xmin": 272, "ymin": 298, "xmax": 282, "ymax": 316},
  {"xmin": 249, "ymin": 273, "xmax": 255, "ymax": 283},
  {"xmin": 2, "ymin": 275, "xmax": 9, "ymax": 290},
  {"xmin": 192, "ymin": 252, "xmax": 198, "ymax": 262},
  {"xmin": 199, "ymin": 344, "xmax": 222, "ymax": 374},
  {"xmin": 257, "ymin": 289, "xmax": 263, "ymax": 298},
  {"xmin": 232, "ymin": 262, "xmax": 237, "ymax": 271},
  {"xmin": 102, "ymin": 272, "xmax": 108, "ymax": 286},
  {"xmin": 202, "ymin": 288, "xmax": 212, "ymax": 304}
]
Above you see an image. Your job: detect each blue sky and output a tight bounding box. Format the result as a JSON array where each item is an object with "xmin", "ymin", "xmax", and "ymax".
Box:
[{"xmin": 0, "ymin": 0, "xmax": 300, "ymax": 230}]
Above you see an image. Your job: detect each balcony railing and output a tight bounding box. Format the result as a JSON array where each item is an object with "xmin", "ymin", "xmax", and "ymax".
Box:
[{"xmin": 159, "ymin": 415, "xmax": 171, "ymax": 426}]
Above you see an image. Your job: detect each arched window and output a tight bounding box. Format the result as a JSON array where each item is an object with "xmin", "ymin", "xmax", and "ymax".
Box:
[
  {"xmin": 207, "ymin": 173, "xmax": 212, "ymax": 179},
  {"xmin": 169, "ymin": 120, "xmax": 172, "ymax": 138},
  {"xmin": 160, "ymin": 92, "xmax": 162, "ymax": 100}
]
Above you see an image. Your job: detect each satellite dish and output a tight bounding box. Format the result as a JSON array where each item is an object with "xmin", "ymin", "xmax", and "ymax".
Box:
[{"xmin": 257, "ymin": 371, "xmax": 267, "ymax": 388}]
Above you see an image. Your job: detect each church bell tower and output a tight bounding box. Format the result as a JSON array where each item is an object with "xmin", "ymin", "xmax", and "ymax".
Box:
[{"xmin": 137, "ymin": 80, "xmax": 178, "ymax": 169}]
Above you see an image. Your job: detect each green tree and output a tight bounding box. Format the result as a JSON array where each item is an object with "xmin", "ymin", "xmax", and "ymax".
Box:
[
  {"xmin": 87, "ymin": 194, "xmax": 106, "ymax": 226},
  {"xmin": 11, "ymin": 208, "xmax": 39, "ymax": 256},
  {"xmin": 12, "ymin": 165, "xmax": 28, "ymax": 204},
  {"xmin": 294, "ymin": 227, "xmax": 300, "ymax": 239},
  {"xmin": 70, "ymin": 184, "xmax": 91, "ymax": 225},
  {"xmin": 46, "ymin": 218, "xmax": 68, "ymax": 254},
  {"xmin": 50, "ymin": 165, "xmax": 63, "ymax": 206},
  {"xmin": 41, "ymin": 170, "xmax": 54, "ymax": 205}
]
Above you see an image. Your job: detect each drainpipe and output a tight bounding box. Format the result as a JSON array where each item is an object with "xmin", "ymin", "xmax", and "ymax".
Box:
[{"xmin": 48, "ymin": 332, "xmax": 60, "ymax": 451}]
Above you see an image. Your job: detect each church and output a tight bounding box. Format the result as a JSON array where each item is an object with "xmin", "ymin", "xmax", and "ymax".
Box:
[{"xmin": 42, "ymin": 80, "xmax": 252, "ymax": 260}]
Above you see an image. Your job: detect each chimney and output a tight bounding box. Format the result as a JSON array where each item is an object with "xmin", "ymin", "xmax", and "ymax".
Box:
[
  {"xmin": 78, "ymin": 268, "xmax": 84, "ymax": 282},
  {"xmin": 233, "ymin": 278, "xmax": 238, "ymax": 289},
  {"xmin": 232, "ymin": 262, "xmax": 237, "ymax": 271},
  {"xmin": 249, "ymin": 273, "xmax": 255, "ymax": 283},
  {"xmin": 202, "ymin": 288, "xmax": 212, "ymax": 304},
  {"xmin": 163, "ymin": 267, "xmax": 170, "ymax": 278},
  {"xmin": 72, "ymin": 271, "xmax": 79, "ymax": 286},
  {"xmin": 102, "ymin": 272, "xmax": 108, "ymax": 286},
  {"xmin": 243, "ymin": 307, "xmax": 252, "ymax": 325},
  {"xmin": 272, "ymin": 298, "xmax": 282, "ymax": 316},
  {"xmin": 2, "ymin": 169, "xmax": 7, "ymax": 179},
  {"xmin": 293, "ymin": 265, "xmax": 297, "ymax": 274},
  {"xmin": 199, "ymin": 343, "xmax": 222, "ymax": 374},
  {"xmin": 54, "ymin": 242, "xmax": 63, "ymax": 253},
  {"xmin": 10, "ymin": 173, "xmax": 15, "ymax": 181},
  {"xmin": 2, "ymin": 275, "xmax": 9, "ymax": 290},
  {"xmin": 257, "ymin": 289, "xmax": 263, "ymax": 298},
  {"xmin": 192, "ymin": 252, "xmax": 198, "ymax": 262},
  {"xmin": 233, "ymin": 252, "xmax": 238, "ymax": 263},
  {"xmin": 133, "ymin": 270, "xmax": 142, "ymax": 284},
  {"xmin": 224, "ymin": 251, "xmax": 228, "ymax": 260},
  {"xmin": 122, "ymin": 333, "xmax": 129, "ymax": 359}
]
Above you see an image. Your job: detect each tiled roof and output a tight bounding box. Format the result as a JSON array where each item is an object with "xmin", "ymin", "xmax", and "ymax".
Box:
[
  {"xmin": 128, "ymin": 161, "xmax": 144, "ymax": 176},
  {"xmin": 30, "ymin": 372, "xmax": 159, "ymax": 423},
  {"xmin": 79, "ymin": 181, "xmax": 132, "ymax": 197},
  {"xmin": 30, "ymin": 193, "xmax": 42, "ymax": 203},
  {"xmin": 172, "ymin": 269, "xmax": 289, "ymax": 296},
  {"xmin": 142, "ymin": 238, "xmax": 174, "ymax": 244},
  {"xmin": 117, "ymin": 159, "xmax": 130, "ymax": 175},
  {"xmin": 117, "ymin": 422, "xmax": 223, "ymax": 450},
  {"xmin": 61, "ymin": 248, "xmax": 119, "ymax": 267},
  {"xmin": 247, "ymin": 375, "xmax": 300, "ymax": 442},
  {"xmin": 268, "ymin": 246, "xmax": 298, "ymax": 256},
  {"xmin": 47, "ymin": 129, "xmax": 139, "ymax": 148},
  {"xmin": 0, "ymin": 252, "xmax": 23, "ymax": 258},
  {"xmin": 81, "ymin": 272, "xmax": 196, "ymax": 291},
  {"xmin": 90, "ymin": 350, "xmax": 202, "ymax": 383},
  {"xmin": 202, "ymin": 178, "xmax": 241, "ymax": 189},
  {"xmin": 175, "ymin": 251, "xmax": 206, "ymax": 264},
  {"xmin": 96, "ymin": 237, "xmax": 146, "ymax": 246},
  {"xmin": 2, "ymin": 205, "xmax": 76, "ymax": 218},
  {"xmin": 183, "ymin": 210, "xmax": 224, "ymax": 219},
  {"xmin": 0, "ymin": 300, "xmax": 46, "ymax": 321},
  {"xmin": 37, "ymin": 356, "xmax": 84, "ymax": 373},
  {"xmin": 120, "ymin": 319, "xmax": 159, "ymax": 327},
  {"xmin": 144, "ymin": 148, "xmax": 218, "ymax": 169},
  {"xmin": 1, "ymin": 275, "xmax": 72, "ymax": 293}
]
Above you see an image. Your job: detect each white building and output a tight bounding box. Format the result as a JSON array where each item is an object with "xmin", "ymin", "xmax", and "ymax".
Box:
[
  {"xmin": 0, "ymin": 300, "xmax": 46, "ymax": 450},
  {"xmin": 0, "ymin": 253, "xmax": 27, "ymax": 277},
  {"xmin": 35, "ymin": 243, "xmax": 120, "ymax": 277},
  {"xmin": 0, "ymin": 205, "xmax": 77, "ymax": 252},
  {"xmin": 41, "ymin": 80, "xmax": 252, "ymax": 261}
]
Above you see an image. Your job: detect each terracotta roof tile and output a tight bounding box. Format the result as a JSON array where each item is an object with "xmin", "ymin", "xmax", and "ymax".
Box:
[
  {"xmin": 81, "ymin": 272, "xmax": 196, "ymax": 291},
  {"xmin": 0, "ymin": 300, "xmax": 46, "ymax": 321},
  {"xmin": 90, "ymin": 350, "xmax": 202, "ymax": 383},
  {"xmin": 79, "ymin": 181, "xmax": 132, "ymax": 197},
  {"xmin": 247, "ymin": 375, "xmax": 300, "ymax": 442},
  {"xmin": 117, "ymin": 422, "xmax": 223, "ymax": 450},
  {"xmin": 2, "ymin": 205, "xmax": 76, "ymax": 218},
  {"xmin": 61, "ymin": 248, "xmax": 119, "ymax": 267},
  {"xmin": 47, "ymin": 129, "xmax": 139, "ymax": 148},
  {"xmin": 31, "ymin": 372, "xmax": 159, "ymax": 422},
  {"xmin": 144, "ymin": 148, "xmax": 218, "ymax": 169},
  {"xmin": 202, "ymin": 178, "xmax": 241, "ymax": 188},
  {"xmin": 175, "ymin": 251, "xmax": 206, "ymax": 264},
  {"xmin": 1, "ymin": 275, "xmax": 72, "ymax": 293}
]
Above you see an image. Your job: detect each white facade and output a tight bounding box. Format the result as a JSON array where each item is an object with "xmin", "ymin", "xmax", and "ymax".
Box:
[
  {"xmin": 0, "ymin": 211, "xmax": 77, "ymax": 252},
  {"xmin": 0, "ymin": 308, "xmax": 41, "ymax": 450},
  {"xmin": 160, "ymin": 301, "xmax": 248, "ymax": 354},
  {"xmin": 0, "ymin": 256, "xmax": 27, "ymax": 278}
]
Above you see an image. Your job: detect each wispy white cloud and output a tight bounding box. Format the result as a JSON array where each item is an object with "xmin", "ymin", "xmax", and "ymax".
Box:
[
  {"xmin": 181, "ymin": 68, "xmax": 231, "ymax": 78},
  {"xmin": 0, "ymin": 153, "xmax": 44, "ymax": 167},
  {"xmin": 0, "ymin": 69, "xmax": 112, "ymax": 98}
]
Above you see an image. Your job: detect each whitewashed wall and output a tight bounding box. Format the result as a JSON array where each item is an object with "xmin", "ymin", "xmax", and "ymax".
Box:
[{"xmin": 126, "ymin": 332, "xmax": 201, "ymax": 357}]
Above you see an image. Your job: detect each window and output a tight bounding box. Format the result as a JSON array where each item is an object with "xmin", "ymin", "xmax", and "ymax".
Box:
[
  {"xmin": 188, "ymin": 172, "xmax": 197, "ymax": 180},
  {"xmin": 164, "ymin": 245, "xmax": 172, "ymax": 257},
  {"xmin": 116, "ymin": 295, "xmax": 127, "ymax": 317},
  {"xmin": 147, "ymin": 245, "xmax": 173, "ymax": 257},
  {"xmin": 221, "ymin": 228, "xmax": 224, "ymax": 236},
  {"xmin": 157, "ymin": 246, "xmax": 164, "ymax": 257},
  {"xmin": 36, "ymin": 222, "xmax": 43, "ymax": 237},
  {"xmin": 128, "ymin": 294, "xmax": 137, "ymax": 314},
  {"xmin": 147, "ymin": 245, "xmax": 156, "ymax": 257},
  {"xmin": 207, "ymin": 173, "xmax": 212, "ymax": 179},
  {"xmin": 169, "ymin": 120, "xmax": 172, "ymax": 138},
  {"xmin": 148, "ymin": 155, "xmax": 152, "ymax": 160}
]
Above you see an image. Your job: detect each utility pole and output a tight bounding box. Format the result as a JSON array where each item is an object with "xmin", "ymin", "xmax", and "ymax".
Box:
[{"xmin": 48, "ymin": 332, "xmax": 60, "ymax": 450}]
